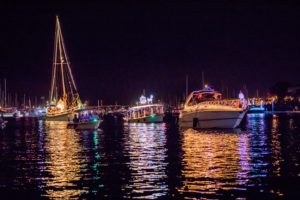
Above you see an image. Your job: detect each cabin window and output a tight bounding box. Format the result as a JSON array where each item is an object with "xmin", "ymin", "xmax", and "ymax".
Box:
[
  {"xmin": 188, "ymin": 93, "xmax": 218, "ymax": 106},
  {"xmin": 201, "ymin": 93, "xmax": 215, "ymax": 100}
]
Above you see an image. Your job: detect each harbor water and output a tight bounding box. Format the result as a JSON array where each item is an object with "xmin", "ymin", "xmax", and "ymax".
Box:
[{"xmin": 0, "ymin": 113, "xmax": 300, "ymax": 199}]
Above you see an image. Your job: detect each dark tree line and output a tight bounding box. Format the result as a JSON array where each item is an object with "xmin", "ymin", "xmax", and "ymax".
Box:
[{"xmin": 268, "ymin": 81, "xmax": 299, "ymax": 111}]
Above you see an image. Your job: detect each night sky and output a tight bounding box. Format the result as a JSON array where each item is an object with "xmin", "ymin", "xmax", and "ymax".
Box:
[{"xmin": 1, "ymin": 2, "xmax": 300, "ymax": 105}]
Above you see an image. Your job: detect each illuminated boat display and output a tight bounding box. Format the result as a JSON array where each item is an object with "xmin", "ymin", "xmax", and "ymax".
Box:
[
  {"xmin": 247, "ymin": 98, "xmax": 266, "ymax": 113},
  {"xmin": 179, "ymin": 86, "xmax": 247, "ymax": 129},
  {"xmin": 46, "ymin": 16, "xmax": 83, "ymax": 121},
  {"xmin": 67, "ymin": 111, "xmax": 101, "ymax": 130},
  {"xmin": 125, "ymin": 95, "xmax": 164, "ymax": 123}
]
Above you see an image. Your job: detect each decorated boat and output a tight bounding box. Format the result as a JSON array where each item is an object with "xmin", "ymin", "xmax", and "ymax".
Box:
[
  {"xmin": 67, "ymin": 111, "xmax": 101, "ymax": 130},
  {"xmin": 125, "ymin": 94, "xmax": 164, "ymax": 123},
  {"xmin": 46, "ymin": 16, "xmax": 83, "ymax": 121},
  {"xmin": 179, "ymin": 85, "xmax": 247, "ymax": 129}
]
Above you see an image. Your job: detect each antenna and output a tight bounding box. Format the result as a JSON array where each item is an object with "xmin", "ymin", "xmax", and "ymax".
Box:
[
  {"xmin": 4, "ymin": 79, "xmax": 6, "ymax": 107},
  {"xmin": 202, "ymin": 71, "xmax": 205, "ymax": 88},
  {"xmin": 185, "ymin": 74, "xmax": 189, "ymax": 99}
]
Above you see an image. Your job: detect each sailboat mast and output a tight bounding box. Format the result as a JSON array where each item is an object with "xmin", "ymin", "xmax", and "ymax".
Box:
[
  {"xmin": 29, "ymin": 97, "xmax": 31, "ymax": 110},
  {"xmin": 57, "ymin": 23, "xmax": 67, "ymax": 97},
  {"xmin": 59, "ymin": 23, "xmax": 78, "ymax": 94},
  {"xmin": 4, "ymin": 78, "xmax": 6, "ymax": 107},
  {"xmin": 50, "ymin": 16, "xmax": 59, "ymax": 102},
  {"xmin": 48, "ymin": 15, "xmax": 82, "ymax": 113},
  {"xmin": 202, "ymin": 71, "xmax": 205, "ymax": 88},
  {"xmin": 15, "ymin": 93, "xmax": 18, "ymax": 108},
  {"xmin": 185, "ymin": 74, "xmax": 189, "ymax": 99},
  {"xmin": 23, "ymin": 94, "xmax": 26, "ymax": 109}
]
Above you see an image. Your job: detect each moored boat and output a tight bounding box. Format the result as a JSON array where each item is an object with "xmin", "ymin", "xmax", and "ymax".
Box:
[
  {"xmin": 247, "ymin": 98, "xmax": 266, "ymax": 113},
  {"xmin": 67, "ymin": 111, "xmax": 101, "ymax": 130},
  {"xmin": 46, "ymin": 16, "xmax": 83, "ymax": 121},
  {"xmin": 179, "ymin": 86, "xmax": 246, "ymax": 129},
  {"xmin": 46, "ymin": 110, "xmax": 73, "ymax": 121},
  {"xmin": 125, "ymin": 94, "xmax": 164, "ymax": 123},
  {"xmin": 67, "ymin": 119, "xmax": 101, "ymax": 130},
  {"xmin": 0, "ymin": 107, "xmax": 21, "ymax": 118}
]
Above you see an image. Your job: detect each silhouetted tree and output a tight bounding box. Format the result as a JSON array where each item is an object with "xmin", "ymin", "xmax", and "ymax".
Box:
[{"xmin": 269, "ymin": 81, "xmax": 291, "ymax": 101}]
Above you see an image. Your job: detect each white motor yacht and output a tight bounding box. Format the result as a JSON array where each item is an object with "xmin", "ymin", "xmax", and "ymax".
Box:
[{"xmin": 179, "ymin": 86, "xmax": 246, "ymax": 129}]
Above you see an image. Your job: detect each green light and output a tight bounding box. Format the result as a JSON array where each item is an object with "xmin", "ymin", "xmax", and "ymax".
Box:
[{"xmin": 150, "ymin": 114, "xmax": 155, "ymax": 118}]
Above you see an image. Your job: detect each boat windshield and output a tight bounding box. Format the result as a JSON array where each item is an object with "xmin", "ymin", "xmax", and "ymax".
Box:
[{"xmin": 187, "ymin": 92, "xmax": 221, "ymax": 106}]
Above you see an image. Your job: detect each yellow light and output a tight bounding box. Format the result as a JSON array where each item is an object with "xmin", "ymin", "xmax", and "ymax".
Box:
[
  {"xmin": 57, "ymin": 103, "xmax": 63, "ymax": 110},
  {"xmin": 56, "ymin": 99, "xmax": 65, "ymax": 110}
]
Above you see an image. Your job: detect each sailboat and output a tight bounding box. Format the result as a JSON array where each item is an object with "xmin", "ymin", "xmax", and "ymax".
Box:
[
  {"xmin": 46, "ymin": 16, "xmax": 83, "ymax": 121},
  {"xmin": 0, "ymin": 79, "xmax": 21, "ymax": 118}
]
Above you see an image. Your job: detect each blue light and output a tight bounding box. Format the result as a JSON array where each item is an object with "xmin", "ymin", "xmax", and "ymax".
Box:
[
  {"xmin": 249, "ymin": 107, "xmax": 265, "ymax": 111},
  {"xmin": 201, "ymin": 87, "xmax": 214, "ymax": 92}
]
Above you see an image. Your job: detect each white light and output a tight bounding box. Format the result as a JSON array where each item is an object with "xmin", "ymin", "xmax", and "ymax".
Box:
[
  {"xmin": 57, "ymin": 103, "xmax": 64, "ymax": 110},
  {"xmin": 139, "ymin": 94, "xmax": 154, "ymax": 104},
  {"xmin": 238, "ymin": 91, "xmax": 245, "ymax": 100},
  {"xmin": 147, "ymin": 95, "xmax": 154, "ymax": 104},
  {"xmin": 139, "ymin": 95, "xmax": 147, "ymax": 104}
]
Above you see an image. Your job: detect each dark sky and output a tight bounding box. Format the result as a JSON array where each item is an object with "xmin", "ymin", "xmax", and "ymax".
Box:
[{"xmin": 1, "ymin": 2, "xmax": 300, "ymax": 105}]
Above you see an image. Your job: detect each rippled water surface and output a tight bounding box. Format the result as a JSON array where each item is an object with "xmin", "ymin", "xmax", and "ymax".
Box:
[{"xmin": 0, "ymin": 114, "xmax": 300, "ymax": 199}]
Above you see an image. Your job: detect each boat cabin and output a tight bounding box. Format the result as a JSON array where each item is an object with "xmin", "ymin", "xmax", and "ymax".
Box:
[
  {"xmin": 127, "ymin": 94, "xmax": 164, "ymax": 122},
  {"xmin": 128, "ymin": 104, "xmax": 164, "ymax": 119},
  {"xmin": 186, "ymin": 87, "xmax": 222, "ymax": 106}
]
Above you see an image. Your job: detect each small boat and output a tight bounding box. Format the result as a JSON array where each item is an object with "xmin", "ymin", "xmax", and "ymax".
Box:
[
  {"xmin": 179, "ymin": 86, "xmax": 247, "ymax": 129},
  {"xmin": 0, "ymin": 107, "xmax": 21, "ymax": 118},
  {"xmin": 67, "ymin": 111, "xmax": 101, "ymax": 130},
  {"xmin": 247, "ymin": 105, "xmax": 265, "ymax": 113},
  {"xmin": 46, "ymin": 16, "xmax": 83, "ymax": 121},
  {"xmin": 125, "ymin": 94, "xmax": 164, "ymax": 123},
  {"xmin": 247, "ymin": 98, "xmax": 266, "ymax": 113}
]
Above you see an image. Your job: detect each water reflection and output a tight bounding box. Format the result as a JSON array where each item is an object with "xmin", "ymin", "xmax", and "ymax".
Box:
[
  {"xmin": 270, "ymin": 116, "xmax": 282, "ymax": 176},
  {"xmin": 42, "ymin": 121, "xmax": 87, "ymax": 198},
  {"xmin": 179, "ymin": 128, "xmax": 249, "ymax": 198},
  {"xmin": 123, "ymin": 123, "xmax": 168, "ymax": 199},
  {"xmin": 79, "ymin": 129, "xmax": 105, "ymax": 196},
  {"xmin": 246, "ymin": 113, "xmax": 269, "ymax": 179},
  {"xmin": 0, "ymin": 114, "xmax": 299, "ymax": 199},
  {"xmin": 245, "ymin": 114, "xmax": 284, "ymax": 197}
]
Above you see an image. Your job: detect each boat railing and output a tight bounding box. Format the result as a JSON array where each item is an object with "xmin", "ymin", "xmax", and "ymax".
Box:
[{"xmin": 190, "ymin": 99, "xmax": 244, "ymax": 109}]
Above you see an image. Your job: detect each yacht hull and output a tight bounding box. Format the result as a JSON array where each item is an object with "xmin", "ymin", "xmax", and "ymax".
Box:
[
  {"xmin": 128, "ymin": 113, "xmax": 164, "ymax": 123},
  {"xmin": 67, "ymin": 120, "xmax": 101, "ymax": 130},
  {"xmin": 179, "ymin": 110, "xmax": 246, "ymax": 129},
  {"xmin": 46, "ymin": 112, "xmax": 73, "ymax": 121}
]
